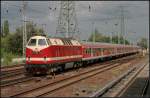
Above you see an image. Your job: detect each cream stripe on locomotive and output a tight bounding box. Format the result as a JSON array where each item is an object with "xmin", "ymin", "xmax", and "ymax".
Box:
[{"xmin": 27, "ymin": 55, "xmax": 82, "ymax": 61}]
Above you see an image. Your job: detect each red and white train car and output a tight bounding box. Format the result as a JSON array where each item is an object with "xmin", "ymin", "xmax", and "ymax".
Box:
[
  {"xmin": 81, "ymin": 42, "xmax": 139, "ymax": 62},
  {"xmin": 25, "ymin": 36, "xmax": 139, "ymax": 74},
  {"xmin": 26, "ymin": 36, "xmax": 82, "ymax": 74}
]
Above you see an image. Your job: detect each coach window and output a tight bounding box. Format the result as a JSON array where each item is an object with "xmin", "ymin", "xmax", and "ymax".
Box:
[
  {"xmin": 38, "ymin": 39, "xmax": 47, "ymax": 46},
  {"xmin": 84, "ymin": 49, "xmax": 86, "ymax": 54},
  {"xmin": 28, "ymin": 39, "xmax": 37, "ymax": 46},
  {"xmin": 88, "ymin": 48, "xmax": 90, "ymax": 54},
  {"xmin": 86, "ymin": 49, "xmax": 88, "ymax": 54}
]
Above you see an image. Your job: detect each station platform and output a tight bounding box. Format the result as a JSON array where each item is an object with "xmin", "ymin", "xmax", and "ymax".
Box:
[{"xmin": 121, "ymin": 63, "xmax": 149, "ymax": 97}]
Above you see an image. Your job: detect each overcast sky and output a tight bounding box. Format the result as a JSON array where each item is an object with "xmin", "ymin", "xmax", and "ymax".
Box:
[{"xmin": 1, "ymin": 1, "xmax": 149, "ymax": 44}]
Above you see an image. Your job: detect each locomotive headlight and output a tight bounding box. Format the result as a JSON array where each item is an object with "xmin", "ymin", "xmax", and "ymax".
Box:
[
  {"xmin": 44, "ymin": 57, "xmax": 47, "ymax": 62},
  {"xmin": 28, "ymin": 57, "xmax": 30, "ymax": 62}
]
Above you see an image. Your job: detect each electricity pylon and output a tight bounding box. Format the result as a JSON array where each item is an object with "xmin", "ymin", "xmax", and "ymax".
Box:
[{"xmin": 56, "ymin": 1, "xmax": 79, "ymax": 39}]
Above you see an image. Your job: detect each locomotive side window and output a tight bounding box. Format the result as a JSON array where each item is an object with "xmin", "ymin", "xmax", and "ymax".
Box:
[
  {"xmin": 38, "ymin": 39, "xmax": 47, "ymax": 46},
  {"xmin": 28, "ymin": 39, "xmax": 37, "ymax": 46}
]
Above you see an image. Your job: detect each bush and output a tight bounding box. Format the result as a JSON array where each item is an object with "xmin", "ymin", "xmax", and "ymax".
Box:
[{"xmin": 2, "ymin": 52, "xmax": 14, "ymax": 66}]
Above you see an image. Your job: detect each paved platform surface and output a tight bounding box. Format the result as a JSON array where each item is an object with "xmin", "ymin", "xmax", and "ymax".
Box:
[{"xmin": 121, "ymin": 63, "xmax": 149, "ymax": 97}]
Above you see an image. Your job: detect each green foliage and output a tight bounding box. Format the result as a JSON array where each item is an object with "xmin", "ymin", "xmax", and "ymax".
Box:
[
  {"xmin": 16, "ymin": 22, "xmax": 45, "ymax": 41},
  {"xmin": 88, "ymin": 28, "xmax": 110, "ymax": 43},
  {"xmin": 88, "ymin": 28, "xmax": 130, "ymax": 44},
  {"xmin": 2, "ymin": 20, "xmax": 9, "ymax": 37},
  {"xmin": 112, "ymin": 36, "xmax": 130, "ymax": 44},
  {"xmin": 1, "ymin": 21, "xmax": 45, "ymax": 59},
  {"xmin": 2, "ymin": 52, "xmax": 14, "ymax": 65},
  {"xmin": 137, "ymin": 38, "xmax": 148, "ymax": 49}
]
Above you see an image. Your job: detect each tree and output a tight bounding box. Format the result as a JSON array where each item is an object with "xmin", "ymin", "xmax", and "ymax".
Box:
[
  {"xmin": 88, "ymin": 29, "xmax": 130, "ymax": 44},
  {"xmin": 88, "ymin": 28, "xmax": 110, "ymax": 43},
  {"xmin": 1, "ymin": 21, "xmax": 45, "ymax": 56},
  {"xmin": 137, "ymin": 38, "xmax": 148, "ymax": 49},
  {"xmin": 110, "ymin": 35, "xmax": 129, "ymax": 44},
  {"xmin": 1, "ymin": 26, "xmax": 3, "ymax": 36},
  {"xmin": 112, "ymin": 35, "xmax": 118, "ymax": 44},
  {"xmin": 16, "ymin": 22, "xmax": 45, "ymax": 40},
  {"xmin": 3, "ymin": 20, "xmax": 9, "ymax": 37}
]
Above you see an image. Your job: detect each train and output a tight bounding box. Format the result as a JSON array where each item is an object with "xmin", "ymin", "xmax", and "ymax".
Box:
[{"xmin": 25, "ymin": 35, "xmax": 140, "ymax": 74}]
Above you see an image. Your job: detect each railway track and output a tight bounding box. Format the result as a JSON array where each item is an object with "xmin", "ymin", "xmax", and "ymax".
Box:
[
  {"xmin": 118, "ymin": 62, "xmax": 149, "ymax": 97},
  {"xmin": 141, "ymin": 78, "xmax": 149, "ymax": 97},
  {"xmin": 1, "ymin": 75, "xmax": 33, "ymax": 88},
  {"xmin": 90, "ymin": 62, "xmax": 149, "ymax": 97},
  {"xmin": 1, "ymin": 54, "xmax": 137, "ymax": 89},
  {"xmin": 9, "ymin": 56, "xmax": 137, "ymax": 97},
  {"xmin": 1, "ymin": 64, "xmax": 24, "ymax": 73},
  {"xmin": 1, "ymin": 69, "xmax": 25, "ymax": 79},
  {"xmin": 1, "ymin": 63, "xmax": 24, "ymax": 69},
  {"xmin": 0, "ymin": 64, "xmax": 26, "ymax": 87}
]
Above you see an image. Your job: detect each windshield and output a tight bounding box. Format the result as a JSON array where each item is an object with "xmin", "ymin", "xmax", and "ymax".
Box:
[
  {"xmin": 38, "ymin": 39, "xmax": 47, "ymax": 46},
  {"xmin": 28, "ymin": 39, "xmax": 36, "ymax": 46}
]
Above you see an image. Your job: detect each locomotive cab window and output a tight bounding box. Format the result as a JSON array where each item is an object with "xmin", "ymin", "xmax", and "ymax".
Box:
[
  {"xmin": 28, "ymin": 39, "xmax": 37, "ymax": 46},
  {"xmin": 38, "ymin": 39, "xmax": 47, "ymax": 46}
]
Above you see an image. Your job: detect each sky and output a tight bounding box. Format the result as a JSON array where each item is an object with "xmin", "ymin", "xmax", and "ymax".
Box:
[{"xmin": 1, "ymin": 1, "xmax": 149, "ymax": 45}]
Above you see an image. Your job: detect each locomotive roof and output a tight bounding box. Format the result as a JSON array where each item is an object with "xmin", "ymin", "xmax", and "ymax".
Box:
[
  {"xmin": 29, "ymin": 36, "xmax": 139, "ymax": 48},
  {"xmin": 48, "ymin": 37, "xmax": 81, "ymax": 46},
  {"xmin": 30, "ymin": 36, "xmax": 46, "ymax": 39}
]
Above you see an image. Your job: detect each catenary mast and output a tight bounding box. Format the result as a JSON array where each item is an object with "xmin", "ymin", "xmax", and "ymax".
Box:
[{"xmin": 56, "ymin": 1, "xmax": 79, "ymax": 39}]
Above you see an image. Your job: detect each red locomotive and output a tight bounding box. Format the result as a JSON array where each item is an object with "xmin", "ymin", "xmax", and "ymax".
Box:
[{"xmin": 25, "ymin": 35, "xmax": 140, "ymax": 74}]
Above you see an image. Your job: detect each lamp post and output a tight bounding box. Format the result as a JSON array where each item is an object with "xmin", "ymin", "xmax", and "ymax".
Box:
[
  {"xmin": 114, "ymin": 23, "xmax": 119, "ymax": 44},
  {"xmin": 108, "ymin": 32, "xmax": 113, "ymax": 43},
  {"xmin": 92, "ymin": 22, "xmax": 95, "ymax": 42},
  {"xmin": 130, "ymin": 32, "xmax": 136, "ymax": 45}
]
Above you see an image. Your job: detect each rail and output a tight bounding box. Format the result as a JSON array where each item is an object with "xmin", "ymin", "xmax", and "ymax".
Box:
[{"xmin": 90, "ymin": 62, "xmax": 148, "ymax": 97}]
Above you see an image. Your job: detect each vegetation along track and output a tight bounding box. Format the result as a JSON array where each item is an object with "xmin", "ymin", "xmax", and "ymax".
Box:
[{"xmin": 10, "ymin": 55, "xmax": 137, "ymax": 97}]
